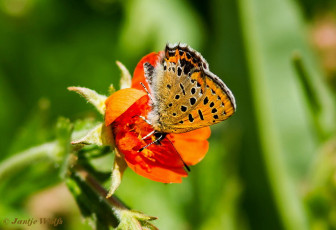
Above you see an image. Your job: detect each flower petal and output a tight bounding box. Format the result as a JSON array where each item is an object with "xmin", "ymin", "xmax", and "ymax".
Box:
[
  {"xmin": 105, "ymin": 88, "xmax": 146, "ymax": 126},
  {"xmin": 167, "ymin": 127, "xmax": 211, "ymax": 166},
  {"xmin": 131, "ymin": 51, "xmax": 163, "ymax": 91},
  {"xmin": 111, "ymin": 95, "xmax": 187, "ymax": 183}
]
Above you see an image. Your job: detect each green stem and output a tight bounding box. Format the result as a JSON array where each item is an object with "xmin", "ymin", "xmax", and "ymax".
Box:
[
  {"xmin": 292, "ymin": 53, "xmax": 333, "ymax": 140},
  {"xmin": 0, "ymin": 141, "xmax": 58, "ymax": 181}
]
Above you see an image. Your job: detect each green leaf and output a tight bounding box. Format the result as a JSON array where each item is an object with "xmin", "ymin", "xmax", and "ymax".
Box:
[
  {"xmin": 237, "ymin": 0, "xmax": 319, "ymax": 228},
  {"xmin": 66, "ymin": 171, "xmax": 119, "ymax": 230},
  {"xmin": 68, "ymin": 87, "xmax": 107, "ymax": 115}
]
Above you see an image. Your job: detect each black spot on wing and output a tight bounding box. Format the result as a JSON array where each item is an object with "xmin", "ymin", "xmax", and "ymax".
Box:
[
  {"xmin": 168, "ymin": 50, "xmax": 175, "ymax": 57},
  {"xmin": 188, "ymin": 114, "xmax": 194, "ymax": 122},
  {"xmin": 186, "ymin": 52, "xmax": 191, "ymax": 59},
  {"xmin": 177, "ymin": 67, "xmax": 182, "ymax": 76},
  {"xmin": 191, "ymin": 88, "xmax": 196, "ymax": 94},
  {"xmin": 181, "ymin": 106, "xmax": 187, "ymax": 112},
  {"xmin": 180, "ymin": 58, "xmax": 187, "ymax": 67},
  {"xmin": 198, "ymin": 110, "xmax": 204, "ymax": 120},
  {"xmin": 183, "ymin": 61, "xmax": 194, "ymax": 75},
  {"xmin": 204, "ymin": 97, "xmax": 209, "ymax": 105},
  {"xmin": 190, "ymin": 98, "xmax": 196, "ymax": 105}
]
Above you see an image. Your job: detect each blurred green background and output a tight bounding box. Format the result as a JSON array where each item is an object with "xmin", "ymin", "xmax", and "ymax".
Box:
[{"xmin": 0, "ymin": 0, "xmax": 336, "ymax": 229}]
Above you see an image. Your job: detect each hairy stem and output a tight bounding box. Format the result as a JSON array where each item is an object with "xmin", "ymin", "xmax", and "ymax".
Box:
[{"xmin": 75, "ymin": 167, "xmax": 128, "ymax": 210}]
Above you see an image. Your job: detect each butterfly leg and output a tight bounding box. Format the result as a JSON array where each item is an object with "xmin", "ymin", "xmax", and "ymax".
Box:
[
  {"xmin": 141, "ymin": 130, "xmax": 155, "ymax": 140},
  {"xmin": 140, "ymin": 82, "xmax": 154, "ymax": 102},
  {"xmin": 131, "ymin": 114, "xmax": 152, "ymax": 125},
  {"xmin": 138, "ymin": 133, "xmax": 166, "ymax": 152},
  {"xmin": 139, "ymin": 116, "xmax": 152, "ymax": 125}
]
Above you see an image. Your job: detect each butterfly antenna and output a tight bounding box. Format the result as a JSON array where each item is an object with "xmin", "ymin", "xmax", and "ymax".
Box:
[
  {"xmin": 166, "ymin": 137, "xmax": 191, "ymax": 172},
  {"xmin": 140, "ymin": 82, "xmax": 154, "ymax": 102}
]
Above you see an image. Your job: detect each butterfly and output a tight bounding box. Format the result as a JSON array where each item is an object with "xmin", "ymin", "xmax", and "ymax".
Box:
[{"xmin": 142, "ymin": 43, "xmax": 236, "ymax": 136}]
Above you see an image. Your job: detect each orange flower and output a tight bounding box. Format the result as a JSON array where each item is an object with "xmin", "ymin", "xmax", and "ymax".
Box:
[{"xmin": 105, "ymin": 52, "xmax": 211, "ymax": 183}]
